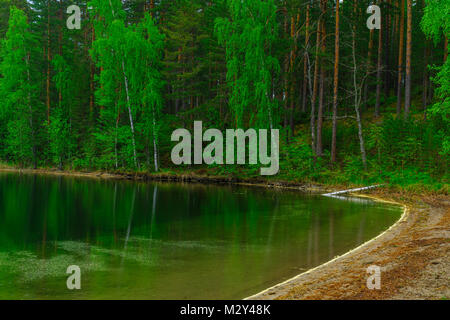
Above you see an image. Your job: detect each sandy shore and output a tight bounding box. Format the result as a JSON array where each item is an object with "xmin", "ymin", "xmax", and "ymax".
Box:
[
  {"xmin": 247, "ymin": 193, "xmax": 449, "ymax": 300},
  {"xmin": 1, "ymin": 167, "xmax": 448, "ymax": 299}
]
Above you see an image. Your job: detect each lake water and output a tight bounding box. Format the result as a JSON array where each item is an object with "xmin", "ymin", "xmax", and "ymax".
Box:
[{"xmin": 0, "ymin": 172, "xmax": 402, "ymax": 299}]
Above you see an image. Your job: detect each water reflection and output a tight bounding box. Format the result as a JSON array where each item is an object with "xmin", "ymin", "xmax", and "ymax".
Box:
[{"xmin": 0, "ymin": 172, "xmax": 401, "ymax": 299}]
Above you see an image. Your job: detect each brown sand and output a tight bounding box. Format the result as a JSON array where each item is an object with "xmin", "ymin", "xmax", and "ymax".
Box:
[{"xmin": 247, "ymin": 193, "xmax": 449, "ymax": 300}]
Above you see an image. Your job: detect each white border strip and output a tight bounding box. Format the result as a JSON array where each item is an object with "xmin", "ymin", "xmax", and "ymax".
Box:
[{"xmin": 244, "ymin": 196, "xmax": 408, "ymax": 300}]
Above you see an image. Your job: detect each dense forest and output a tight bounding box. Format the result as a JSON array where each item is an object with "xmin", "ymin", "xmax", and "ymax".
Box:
[{"xmin": 0, "ymin": 0, "xmax": 448, "ymax": 191}]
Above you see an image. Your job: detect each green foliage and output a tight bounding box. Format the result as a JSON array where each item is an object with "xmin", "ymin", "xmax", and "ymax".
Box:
[
  {"xmin": 280, "ymin": 134, "xmax": 315, "ymax": 179},
  {"xmin": 0, "ymin": 6, "xmax": 40, "ymax": 166},
  {"xmin": 47, "ymin": 54, "xmax": 75, "ymax": 167},
  {"xmin": 90, "ymin": 0, "xmax": 164, "ymax": 171},
  {"xmin": 422, "ymin": 0, "xmax": 450, "ymax": 155},
  {"xmin": 421, "ymin": 0, "xmax": 449, "ymax": 45},
  {"xmin": 0, "ymin": 0, "xmax": 446, "ymax": 194},
  {"xmin": 215, "ymin": 0, "xmax": 280, "ymax": 129}
]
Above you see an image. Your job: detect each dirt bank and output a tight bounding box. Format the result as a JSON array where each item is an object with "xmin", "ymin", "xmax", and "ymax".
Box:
[{"xmin": 247, "ymin": 193, "xmax": 449, "ymax": 300}]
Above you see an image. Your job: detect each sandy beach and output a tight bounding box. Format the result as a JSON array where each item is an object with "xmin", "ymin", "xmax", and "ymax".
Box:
[{"xmin": 247, "ymin": 193, "xmax": 449, "ymax": 300}]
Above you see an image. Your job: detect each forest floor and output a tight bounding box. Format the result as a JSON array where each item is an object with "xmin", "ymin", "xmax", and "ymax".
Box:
[{"xmin": 1, "ymin": 166, "xmax": 449, "ymax": 300}]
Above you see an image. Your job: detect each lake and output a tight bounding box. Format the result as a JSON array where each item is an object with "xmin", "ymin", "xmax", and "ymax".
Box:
[{"xmin": 0, "ymin": 172, "xmax": 402, "ymax": 299}]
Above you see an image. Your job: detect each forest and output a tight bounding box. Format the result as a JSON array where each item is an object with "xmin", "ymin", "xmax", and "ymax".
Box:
[{"xmin": 0, "ymin": 0, "xmax": 448, "ymax": 192}]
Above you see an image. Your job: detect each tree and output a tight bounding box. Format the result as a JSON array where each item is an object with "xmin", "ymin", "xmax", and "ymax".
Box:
[
  {"xmin": 363, "ymin": 28, "xmax": 374, "ymax": 110},
  {"xmin": 351, "ymin": 0, "xmax": 367, "ymax": 169},
  {"xmin": 0, "ymin": 0, "xmax": 28, "ymax": 37},
  {"xmin": 301, "ymin": 4, "xmax": 310, "ymax": 114},
  {"xmin": 90, "ymin": 0, "xmax": 164, "ymax": 170},
  {"xmin": 396, "ymin": 0, "xmax": 405, "ymax": 116},
  {"xmin": 310, "ymin": 0, "xmax": 325, "ymax": 156},
  {"xmin": 315, "ymin": 0, "xmax": 327, "ymax": 157},
  {"xmin": 215, "ymin": 0, "xmax": 280, "ymax": 129},
  {"xmin": 404, "ymin": 0, "xmax": 412, "ymax": 119},
  {"xmin": 331, "ymin": 0, "xmax": 340, "ymax": 164},
  {"xmin": 47, "ymin": 54, "xmax": 74, "ymax": 169},
  {"xmin": 421, "ymin": 0, "xmax": 450, "ymax": 154},
  {"xmin": 161, "ymin": 0, "xmax": 208, "ymax": 117},
  {"xmin": 375, "ymin": 0, "xmax": 383, "ymax": 118},
  {"xmin": 0, "ymin": 6, "xmax": 41, "ymax": 167}
]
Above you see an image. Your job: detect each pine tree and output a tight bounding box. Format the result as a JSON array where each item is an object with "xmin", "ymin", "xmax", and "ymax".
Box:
[
  {"xmin": 404, "ymin": 0, "xmax": 412, "ymax": 119},
  {"xmin": 161, "ymin": 0, "xmax": 208, "ymax": 117},
  {"xmin": 331, "ymin": 0, "xmax": 340, "ymax": 164}
]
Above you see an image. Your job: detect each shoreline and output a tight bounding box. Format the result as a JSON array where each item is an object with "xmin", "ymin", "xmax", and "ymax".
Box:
[
  {"xmin": 245, "ymin": 195, "xmax": 409, "ymax": 300},
  {"xmin": 1, "ymin": 166, "xmax": 448, "ymax": 300},
  {"xmin": 0, "ymin": 166, "xmax": 330, "ymax": 193},
  {"xmin": 247, "ymin": 193, "xmax": 449, "ymax": 300}
]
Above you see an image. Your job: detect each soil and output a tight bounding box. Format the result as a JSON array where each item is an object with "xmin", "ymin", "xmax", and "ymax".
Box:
[{"xmin": 247, "ymin": 193, "xmax": 449, "ymax": 300}]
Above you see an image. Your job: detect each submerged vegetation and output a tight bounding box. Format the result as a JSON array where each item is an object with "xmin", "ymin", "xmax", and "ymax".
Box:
[
  {"xmin": 0, "ymin": 0, "xmax": 447, "ymax": 192},
  {"xmin": 0, "ymin": 173, "xmax": 403, "ymax": 299}
]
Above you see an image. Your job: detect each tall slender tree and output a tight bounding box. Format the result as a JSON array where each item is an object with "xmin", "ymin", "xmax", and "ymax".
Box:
[
  {"xmin": 375, "ymin": 1, "xmax": 383, "ymax": 118},
  {"xmin": 301, "ymin": 4, "xmax": 310, "ymax": 113},
  {"xmin": 404, "ymin": 0, "xmax": 412, "ymax": 119},
  {"xmin": 396, "ymin": 0, "xmax": 405, "ymax": 116},
  {"xmin": 331, "ymin": 0, "xmax": 340, "ymax": 164}
]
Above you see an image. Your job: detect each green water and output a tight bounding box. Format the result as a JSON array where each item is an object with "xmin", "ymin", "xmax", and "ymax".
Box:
[{"xmin": 0, "ymin": 172, "xmax": 401, "ymax": 299}]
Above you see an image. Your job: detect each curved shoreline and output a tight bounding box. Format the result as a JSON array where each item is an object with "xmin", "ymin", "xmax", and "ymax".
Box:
[
  {"xmin": 245, "ymin": 195, "xmax": 409, "ymax": 300},
  {"xmin": 247, "ymin": 194, "xmax": 449, "ymax": 300},
  {"xmin": 1, "ymin": 167, "xmax": 448, "ymax": 299}
]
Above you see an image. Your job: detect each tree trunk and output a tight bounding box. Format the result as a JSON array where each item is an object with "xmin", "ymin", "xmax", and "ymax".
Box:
[
  {"xmin": 153, "ymin": 109, "xmax": 159, "ymax": 172},
  {"xmin": 108, "ymin": 0, "xmax": 140, "ymax": 169},
  {"xmin": 384, "ymin": 0, "xmax": 392, "ymax": 99},
  {"xmin": 121, "ymin": 61, "xmax": 140, "ymax": 170},
  {"xmin": 422, "ymin": 39, "xmax": 430, "ymax": 113},
  {"xmin": 331, "ymin": 0, "xmax": 340, "ymax": 164},
  {"xmin": 283, "ymin": 11, "xmax": 289, "ymax": 139},
  {"xmin": 363, "ymin": 29, "xmax": 374, "ymax": 110},
  {"xmin": 289, "ymin": 14, "xmax": 298, "ymax": 139},
  {"xmin": 375, "ymin": 5, "xmax": 383, "ymax": 118},
  {"xmin": 444, "ymin": 36, "xmax": 448, "ymax": 63},
  {"xmin": 26, "ymin": 53, "xmax": 37, "ymax": 169},
  {"xmin": 46, "ymin": 0, "xmax": 51, "ymax": 124},
  {"xmin": 58, "ymin": 1, "xmax": 63, "ymax": 108},
  {"xmin": 310, "ymin": 1, "xmax": 323, "ymax": 156},
  {"xmin": 404, "ymin": 0, "xmax": 412, "ymax": 119},
  {"xmin": 352, "ymin": 3, "xmax": 367, "ymax": 169},
  {"xmin": 396, "ymin": 0, "xmax": 405, "ymax": 116},
  {"xmin": 353, "ymin": 38, "xmax": 367, "ymax": 170},
  {"xmin": 316, "ymin": 13, "xmax": 326, "ymax": 157},
  {"xmin": 90, "ymin": 26, "xmax": 95, "ymax": 119},
  {"xmin": 302, "ymin": 5, "xmax": 310, "ymax": 113}
]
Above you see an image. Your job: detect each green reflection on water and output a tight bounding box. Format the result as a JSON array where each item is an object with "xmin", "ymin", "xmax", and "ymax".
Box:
[{"xmin": 0, "ymin": 172, "xmax": 401, "ymax": 299}]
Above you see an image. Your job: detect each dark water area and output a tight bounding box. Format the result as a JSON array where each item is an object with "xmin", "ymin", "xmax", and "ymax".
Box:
[{"xmin": 0, "ymin": 172, "xmax": 401, "ymax": 299}]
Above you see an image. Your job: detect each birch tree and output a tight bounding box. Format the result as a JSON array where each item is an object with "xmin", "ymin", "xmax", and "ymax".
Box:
[{"xmin": 0, "ymin": 6, "xmax": 40, "ymax": 167}]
